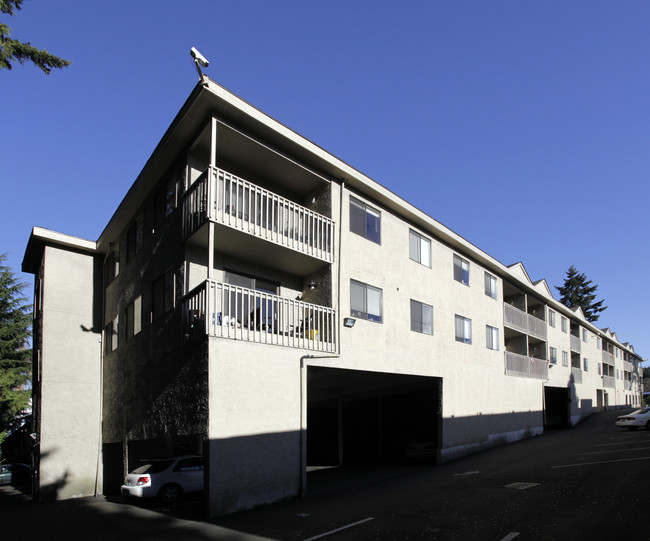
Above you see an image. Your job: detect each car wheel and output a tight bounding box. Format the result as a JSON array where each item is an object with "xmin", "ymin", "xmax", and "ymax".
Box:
[{"xmin": 158, "ymin": 483, "xmax": 182, "ymax": 503}]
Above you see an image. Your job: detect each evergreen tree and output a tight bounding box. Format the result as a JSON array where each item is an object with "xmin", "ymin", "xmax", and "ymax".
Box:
[
  {"xmin": 0, "ymin": 254, "xmax": 32, "ymax": 452},
  {"xmin": 1, "ymin": 0, "xmax": 70, "ymax": 74},
  {"xmin": 555, "ymin": 265, "xmax": 607, "ymax": 323}
]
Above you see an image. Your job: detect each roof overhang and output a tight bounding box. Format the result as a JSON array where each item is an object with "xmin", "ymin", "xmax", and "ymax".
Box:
[{"xmin": 22, "ymin": 227, "xmax": 97, "ymax": 275}]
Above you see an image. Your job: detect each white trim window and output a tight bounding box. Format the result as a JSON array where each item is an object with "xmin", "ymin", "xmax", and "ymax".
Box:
[
  {"xmin": 486, "ymin": 325, "xmax": 498, "ymax": 350},
  {"xmin": 125, "ymin": 295, "xmax": 142, "ymax": 340},
  {"xmin": 561, "ymin": 316, "xmax": 568, "ymax": 333},
  {"xmin": 562, "ymin": 351, "xmax": 569, "ymax": 367},
  {"xmin": 409, "ymin": 230, "xmax": 431, "ymax": 267},
  {"xmin": 410, "ymin": 299, "xmax": 433, "ymax": 335},
  {"xmin": 453, "ymin": 255, "xmax": 470, "ymax": 286},
  {"xmin": 548, "ymin": 309, "xmax": 556, "ymax": 328},
  {"xmin": 484, "ymin": 272, "xmax": 497, "ymax": 299},
  {"xmin": 584, "ymin": 358, "xmax": 589, "ymax": 371},
  {"xmin": 350, "ymin": 196, "xmax": 381, "ymax": 244},
  {"xmin": 455, "ymin": 315, "xmax": 472, "ymax": 344},
  {"xmin": 351, "ymin": 279, "xmax": 383, "ymax": 322},
  {"xmin": 549, "ymin": 346, "xmax": 557, "ymax": 364}
]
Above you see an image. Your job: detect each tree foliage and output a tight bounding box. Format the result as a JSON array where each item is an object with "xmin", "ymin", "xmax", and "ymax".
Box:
[
  {"xmin": 555, "ymin": 265, "xmax": 607, "ymax": 323},
  {"xmin": 0, "ymin": 0, "xmax": 70, "ymax": 74},
  {"xmin": 0, "ymin": 253, "xmax": 32, "ymax": 450}
]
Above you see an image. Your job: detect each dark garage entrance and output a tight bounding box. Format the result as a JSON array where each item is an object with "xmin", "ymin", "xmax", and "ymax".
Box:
[
  {"xmin": 544, "ymin": 386, "xmax": 570, "ymax": 429},
  {"xmin": 307, "ymin": 367, "xmax": 442, "ymax": 467}
]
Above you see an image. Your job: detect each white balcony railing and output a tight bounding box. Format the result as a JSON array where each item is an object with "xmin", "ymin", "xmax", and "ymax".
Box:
[
  {"xmin": 624, "ymin": 380, "xmax": 632, "ymax": 391},
  {"xmin": 603, "ymin": 375, "xmax": 615, "ymax": 389},
  {"xmin": 570, "ymin": 335, "xmax": 581, "ymax": 353},
  {"xmin": 183, "ymin": 280, "xmax": 337, "ymax": 353},
  {"xmin": 503, "ymin": 304, "xmax": 547, "ymax": 340},
  {"xmin": 505, "ymin": 351, "xmax": 548, "ymax": 380},
  {"xmin": 183, "ymin": 167, "xmax": 334, "ymax": 263},
  {"xmin": 602, "ymin": 350, "xmax": 614, "ymax": 364},
  {"xmin": 571, "ymin": 367, "xmax": 583, "ymax": 384}
]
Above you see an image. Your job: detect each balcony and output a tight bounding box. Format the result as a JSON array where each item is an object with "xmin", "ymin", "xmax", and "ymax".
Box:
[
  {"xmin": 183, "ymin": 167, "xmax": 334, "ymax": 275},
  {"xmin": 570, "ymin": 334, "xmax": 581, "ymax": 353},
  {"xmin": 504, "ymin": 351, "xmax": 548, "ymax": 380},
  {"xmin": 571, "ymin": 367, "xmax": 582, "ymax": 384},
  {"xmin": 603, "ymin": 375, "xmax": 615, "ymax": 389},
  {"xmin": 624, "ymin": 380, "xmax": 632, "ymax": 391},
  {"xmin": 503, "ymin": 304, "xmax": 547, "ymax": 341},
  {"xmin": 602, "ymin": 350, "xmax": 614, "ymax": 364},
  {"xmin": 182, "ymin": 280, "xmax": 337, "ymax": 353}
]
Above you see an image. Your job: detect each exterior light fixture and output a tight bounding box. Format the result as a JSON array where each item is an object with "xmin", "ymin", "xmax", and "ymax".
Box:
[
  {"xmin": 343, "ymin": 317, "xmax": 356, "ymax": 328},
  {"xmin": 190, "ymin": 47, "xmax": 209, "ymax": 81},
  {"xmin": 308, "ymin": 280, "xmax": 317, "ymax": 290}
]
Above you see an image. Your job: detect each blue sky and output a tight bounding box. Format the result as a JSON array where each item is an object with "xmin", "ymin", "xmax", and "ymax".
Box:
[{"xmin": 3, "ymin": 1, "xmax": 649, "ymax": 360}]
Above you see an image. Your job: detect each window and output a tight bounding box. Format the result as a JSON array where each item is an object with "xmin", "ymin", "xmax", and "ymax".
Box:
[
  {"xmin": 562, "ymin": 351, "xmax": 569, "ymax": 367},
  {"xmin": 152, "ymin": 269, "xmax": 175, "ymax": 320},
  {"xmin": 105, "ymin": 317, "xmax": 118, "ymax": 354},
  {"xmin": 484, "ymin": 272, "xmax": 497, "ymax": 299},
  {"xmin": 127, "ymin": 213, "xmax": 143, "ymax": 262},
  {"xmin": 350, "ymin": 196, "xmax": 380, "ymax": 244},
  {"xmin": 105, "ymin": 243, "xmax": 120, "ymax": 284},
  {"xmin": 598, "ymin": 363, "xmax": 602, "ymax": 376},
  {"xmin": 351, "ymin": 280, "xmax": 382, "ymax": 322},
  {"xmin": 561, "ymin": 316, "xmax": 568, "ymax": 333},
  {"xmin": 548, "ymin": 309, "xmax": 556, "ymax": 328},
  {"xmin": 125, "ymin": 295, "xmax": 142, "ymax": 340},
  {"xmin": 153, "ymin": 176, "xmax": 178, "ymax": 232},
  {"xmin": 410, "ymin": 299, "xmax": 433, "ymax": 334},
  {"xmin": 596, "ymin": 337, "xmax": 601, "ymax": 349},
  {"xmin": 455, "ymin": 315, "xmax": 472, "ymax": 344},
  {"xmin": 409, "ymin": 230, "xmax": 431, "ymax": 267},
  {"xmin": 486, "ymin": 325, "xmax": 498, "ymax": 350},
  {"xmin": 582, "ymin": 329, "xmax": 588, "ymax": 342},
  {"xmin": 549, "ymin": 347, "xmax": 557, "ymax": 364},
  {"xmin": 453, "ymin": 255, "xmax": 470, "ymax": 286},
  {"xmin": 584, "ymin": 358, "xmax": 589, "ymax": 371}
]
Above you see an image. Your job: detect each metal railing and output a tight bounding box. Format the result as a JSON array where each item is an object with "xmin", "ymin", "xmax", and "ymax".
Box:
[
  {"xmin": 505, "ymin": 351, "xmax": 548, "ymax": 380},
  {"xmin": 570, "ymin": 334, "xmax": 581, "ymax": 353},
  {"xmin": 183, "ymin": 167, "xmax": 334, "ymax": 262},
  {"xmin": 182, "ymin": 280, "xmax": 337, "ymax": 352},
  {"xmin": 571, "ymin": 367, "xmax": 582, "ymax": 384},
  {"xmin": 503, "ymin": 304, "xmax": 547, "ymax": 340}
]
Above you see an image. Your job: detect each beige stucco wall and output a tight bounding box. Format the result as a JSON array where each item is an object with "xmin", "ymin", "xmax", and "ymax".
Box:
[
  {"xmin": 206, "ymin": 338, "xmax": 303, "ymax": 516},
  {"xmin": 39, "ymin": 246, "xmax": 101, "ymax": 500}
]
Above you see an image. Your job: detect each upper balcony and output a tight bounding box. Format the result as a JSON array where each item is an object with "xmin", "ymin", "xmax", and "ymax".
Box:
[
  {"xmin": 503, "ymin": 303, "xmax": 547, "ymax": 341},
  {"xmin": 182, "ymin": 279, "xmax": 337, "ymax": 353},
  {"xmin": 183, "ymin": 167, "xmax": 334, "ymax": 276}
]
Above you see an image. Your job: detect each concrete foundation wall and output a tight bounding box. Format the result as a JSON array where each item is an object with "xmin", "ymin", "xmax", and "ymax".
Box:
[{"xmin": 207, "ymin": 338, "xmax": 302, "ymax": 516}]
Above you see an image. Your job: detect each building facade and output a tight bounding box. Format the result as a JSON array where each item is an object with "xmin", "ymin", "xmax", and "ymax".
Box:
[{"xmin": 22, "ymin": 78, "xmax": 643, "ymax": 515}]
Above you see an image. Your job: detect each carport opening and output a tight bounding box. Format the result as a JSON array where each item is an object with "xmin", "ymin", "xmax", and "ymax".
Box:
[{"xmin": 307, "ymin": 367, "xmax": 442, "ymax": 468}]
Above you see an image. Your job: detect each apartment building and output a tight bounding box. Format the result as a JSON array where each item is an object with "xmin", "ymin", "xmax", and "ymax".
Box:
[{"xmin": 22, "ymin": 78, "xmax": 643, "ymax": 515}]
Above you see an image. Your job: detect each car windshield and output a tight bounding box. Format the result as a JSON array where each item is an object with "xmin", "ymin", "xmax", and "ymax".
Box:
[{"xmin": 131, "ymin": 459, "xmax": 174, "ymax": 474}]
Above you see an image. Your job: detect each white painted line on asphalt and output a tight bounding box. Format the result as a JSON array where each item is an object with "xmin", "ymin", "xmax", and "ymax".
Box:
[
  {"xmin": 453, "ymin": 470, "xmax": 479, "ymax": 476},
  {"xmin": 500, "ymin": 532, "xmax": 520, "ymax": 541},
  {"xmin": 553, "ymin": 456, "xmax": 650, "ymax": 469},
  {"xmin": 578, "ymin": 446, "xmax": 650, "ymax": 456},
  {"xmin": 303, "ymin": 517, "xmax": 375, "ymax": 541}
]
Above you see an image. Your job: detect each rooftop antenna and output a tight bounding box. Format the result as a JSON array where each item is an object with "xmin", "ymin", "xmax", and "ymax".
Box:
[{"xmin": 190, "ymin": 47, "xmax": 209, "ymax": 83}]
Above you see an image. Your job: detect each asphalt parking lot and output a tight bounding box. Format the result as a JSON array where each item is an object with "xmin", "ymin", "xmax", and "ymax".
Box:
[{"xmin": 2, "ymin": 408, "xmax": 647, "ymax": 540}]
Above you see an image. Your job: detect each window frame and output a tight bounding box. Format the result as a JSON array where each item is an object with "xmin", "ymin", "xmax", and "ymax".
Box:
[
  {"xmin": 349, "ymin": 196, "xmax": 381, "ymax": 244},
  {"xmin": 126, "ymin": 213, "xmax": 144, "ymax": 262},
  {"xmin": 561, "ymin": 316, "xmax": 568, "ymax": 333},
  {"xmin": 409, "ymin": 229, "xmax": 431, "ymax": 267},
  {"xmin": 125, "ymin": 295, "xmax": 142, "ymax": 340},
  {"xmin": 484, "ymin": 272, "xmax": 497, "ymax": 299},
  {"xmin": 562, "ymin": 350, "xmax": 569, "ymax": 367},
  {"xmin": 152, "ymin": 269, "xmax": 175, "ymax": 321},
  {"xmin": 350, "ymin": 279, "xmax": 383, "ymax": 323},
  {"xmin": 548, "ymin": 309, "xmax": 556, "ymax": 328},
  {"xmin": 486, "ymin": 325, "xmax": 498, "ymax": 350},
  {"xmin": 410, "ymin": 299, "xmax": 433, "ymax": 335},
  {"xmin": 453, "ymin": 255, "xmax": 470, "ymax": 286},
  {"xmin": 455, "ymin": 314, "xmax": 472, "ymax": 344},
  {"xmin": 549, "ymin": 346, "xmax": 557, "ymax": 364}
]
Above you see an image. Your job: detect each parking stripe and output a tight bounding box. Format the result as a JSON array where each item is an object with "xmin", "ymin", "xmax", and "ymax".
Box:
[
  {"xmin": 303, "ymin": 517, "xmax": 375, "ymax": 541},
  {"xmin": 578, "ymin": 446, "xmax": 650, "ymax": 456},
  {"xmin": 553, "ymin": 456, "xmax": 650, "ymax": 469}
]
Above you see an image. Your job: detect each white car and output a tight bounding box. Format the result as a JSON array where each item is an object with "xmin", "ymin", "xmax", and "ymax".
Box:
[
  {"xmin": 121, "ymin": 455, "xmax": 204, "ymax": 503},
  {"xmin": 615, "ymin": 407, "xmax": 650, "ymax": 430}
]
